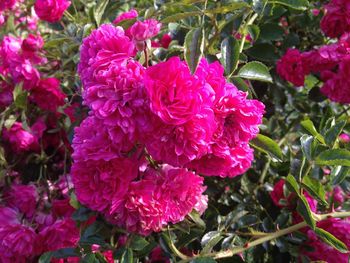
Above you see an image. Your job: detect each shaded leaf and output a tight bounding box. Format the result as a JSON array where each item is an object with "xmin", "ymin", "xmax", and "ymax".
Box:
[
  {"xmin": 300, "ymin": 135, "xmax": 314, "ymax": 161},
  {"xmin": 94, "ymin": 0, "xmax": 109, "ymax": 26},
  {"xmin": 162, "ymin": 12, "xmax": 201, "ymax": 23},
  {"xmin": 269, "ymin": 0, "xmax": 309, "ymax": 10},
  {"xmin": 332, "ymin": 166, "xmax": 350, "ymax": 186},
  {"xmin": 302, "ymin": 175, "xmax": 327, "ymax": 206},
  {"xmin": 324, "ymin": 120, "xmax": 346, "ymax": 147},
  {"xmin": 129, "ymin": 236, "xmax": 150, "ymax": 251},
  {"xmin": 121, "ymin": 248, "xmax": 133, "ymax": 263},
  {"xmin": 301, "ymin": 120, "xmax": 325, "ymax": 144},
  {"xmin": 221, "ymin": 36, "xmax": 240, "ymax": 76},
  {"xmin": 184, "ymin": 28, "xmax": 204, "ymax": 74}
]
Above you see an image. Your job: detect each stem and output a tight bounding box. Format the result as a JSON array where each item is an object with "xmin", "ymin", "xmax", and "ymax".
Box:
[
  {"xmin": 238, "ymin": 13, "xmax": 258, "ymax": 54},
  {"xmin": 179, "ymin": 211, "xmax": 350, "ymax": 262}
]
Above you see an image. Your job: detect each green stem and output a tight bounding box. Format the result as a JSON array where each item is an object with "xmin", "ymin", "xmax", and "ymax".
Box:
[
  {"xmin": 238, "ymin": 13, "xmax": 258, "ymax": 54},
  {"xmin": 179, "ymin": 211, "xmax": 350, "ymax": 262}
]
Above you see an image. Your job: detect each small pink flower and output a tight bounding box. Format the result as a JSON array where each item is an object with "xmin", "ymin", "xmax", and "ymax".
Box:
[
  {"xmin": 339, "ymin": 133, "xmax": 350, "ymax": 143},
  {"xmin": 312, "ymin": 8, "xmax": 320, "ymax": 16},
  {"xmin": 30, "ymin": 78, "xmax": 66, "ymax": 111},
  {"xmin": 113, "ymin": 9, "xmax": 138, "ymax": 24},
  {"xmin": 34, "ymin": 0, "xmax": 71, "ymax": 23},
  {"xmin": 5, "ymin": 184, "xmax": 38, "ymax": 218},
  {"xmin": 2, "ymin": 122, "xmax": 38, "ymax": 153},
  {"xmin": 130, "ymin": 19, "xmax": 161, "ymax": 42}
]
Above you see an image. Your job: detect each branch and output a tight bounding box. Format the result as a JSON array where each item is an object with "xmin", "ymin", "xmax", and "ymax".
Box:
[{"xmin": 179, "ymin": 211, "xmax": 350, "ymax": 262}]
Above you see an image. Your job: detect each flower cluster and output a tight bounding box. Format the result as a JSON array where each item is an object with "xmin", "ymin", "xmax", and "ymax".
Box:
[
  {"xmin": 321, "ymin": 0, "xmax": 350, "ymax": 38},
  {"xmin": 72, "ymin": 12, "xmax": 264, "ymax": 235},
  {"xmin": 270, "ymin": 179, "xmax": 350, "ymax": 262},
  {"xmin": 277, "ymin": 33, "xmax": 350, "ymax": 103},
  {"xmin": 0, "ymin": 179, "xmax": 79, "ymax": 262}
]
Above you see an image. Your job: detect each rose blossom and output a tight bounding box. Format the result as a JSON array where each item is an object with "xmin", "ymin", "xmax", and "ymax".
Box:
[
  {"xmin": 78, "ymin": 24, "xmax": 135, "ymax": 89},
  {"xmin": 34, "ymin": 0, "xmax": 71, "ymax": 23},
  {"xmin": 2, "ymin": 122, "xmax": 38, "ymax": 153},
  {"xmin": 5, "ymin": 184, "xmax": 38, "ymax": 218},
  {"xmin": 30, "ymin": 78, "xmax": 66, "ymax": 111},
  {"xmin": 130, "ymin": 19, "xmax": 161, "ymax": 41},
  {"xmin": 339, "ymin": 133, "xmax": 350, "ymax": 143},
  {"xmin": 113, "ymin": 9, "xmax": 138, "ymax": 24}
]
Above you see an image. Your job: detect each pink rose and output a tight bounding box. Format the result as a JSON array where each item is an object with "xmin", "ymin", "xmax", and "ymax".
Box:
[
  {"xmin": 130, "ymin": 19, "xmax": 161, "ymax": 42},
  {"xmin": 113, "ymin": 9, "xmax": 138, "ymax": 24},
  {"xmin": 34, "ymin": 0, "xmax": 71, "ymax": 23}
]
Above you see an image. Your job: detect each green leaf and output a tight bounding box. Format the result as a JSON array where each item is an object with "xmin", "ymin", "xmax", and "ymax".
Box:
[
  {"xmin": 82, "ymin": 253, "xmax": 98, "ymax": 263},
  {"xmin": 220, "ymin": 36, "xmax": 240, "ymax": 76},
  {"xmin": 52, "ymin": 248, "xmax": 80, "ymax": 258},
  {"xmin": 331, "ymin": 166, "xmax": 350, "ymax": 185},
  {"xmin": 190, "ymin": 257, "xmax": 217, "ymax": 263},
  {"xmin": 316, "ymin": 149, "xmax": 350, "ymax": 167},
  {"xmin": 237, "ymin": 61, "xmax": 273, "ymax": 83},
  {"xmin": 184, "ymin": 28, "xmax": 204, "ymax": 74},
  {"xmin": 300, "ymin": 135, "xmax": 314, "ymax": 161},
  {"xmin": 13, "ymin": 84, "xmax": 27, "ymax": 110},
  {"xmin": 250, "ymin": 134, "xmax": 283, "ymax": 160},
  {"xmin": 201, "ymin": 231, "xmax": 223, "ymax": 254},
  {"xmin": 161, "ymin": 12, "xmax": 201, "ymax": 23},
  {"xmin": 121, "ymin": 248, "xmax": 133, "ymax": 263},
  {"xmin": 285, "ymin": 174, "xmax": 300, "ymax": 195},
  {"xmin": 315, "ymin": 227, "xmax": 349, "ymax": 253},
  {"xmin": 324, "ymin": 120, "xmax": 346, "ymax": 147},
  {"xmin": 129, "ymin": 235, "xmax": 150, "ymax": 251},
  {"xmin": 204, "ymin": 2, "xmax": 248, "ymax": 14},
  {"xmin": 247, "ymin": 25, "xmax": 260, "ymax": 41},
  {"xmin": 246, "ymin": 43, "xmax": 279, "ymax": 62},
  {"xmin": 39, "ymin": 252, "xmax": 53, "ymax": 263},
  {"xmin": 268, "ymin": 0, "xmax": 309, "ymax": 10},
  {"xmin": 301, "ymin": 120, "xmax": 325, "ymax": 144},
  {"xmin": 296, "ymin": 197, "xmax": 316, "ymax": 230},
  {"xmin": 94, "ymin": 0, "xmax": 109, "ymax": 26},
  {"xmin": 302, "ymin": 175, "xmax": 327, "ymax": 206},
  {"xmin": 260, "ymin": 23, "xmax": 284, "ymax": 41}
]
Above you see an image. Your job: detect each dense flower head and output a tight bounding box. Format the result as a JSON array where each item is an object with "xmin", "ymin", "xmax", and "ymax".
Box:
[
  {"xmin": 34, "ymin": 0, "xmax": 71, "ymax": 23},
  {"xmin": 2, "ymin": 122, "xmax": 38, "ymax": 153},
  {"xmin": 276, "ymin": 48, "xmax": 307, "ymax": 87},
  {"xmin": 78, "ymin": 24, "xmax": 135, "ymax": 89},
  {"xmin": 145, "ymin": 56, "xmax": 213, "ymax": 125},
  {"xmin": 71, "ymin": 157, "xmax": 138, "ymax": 214},
  {"xmin": 72, "ymin": 115, "xmax": 133, "ymax": 162},
  {"xmin": 39, "ymin": 218, "xmax": 79, "ymax": 252},
  {"xmin": 320, "ymin": 0, "xmax": 350, "ymax": 38},
  {"xmin": 118, "ymin": 165, "xmax": 207, "ymax": 235},
  {"xmin": 113, "ymin": 9, "xmax": 138, "ymax": 24},
  {"xmin": 302, "ymin": 218, "xmax": 350, "ymax": 262},
  {"xmin": 30, "ymin": 78, "xmax": 66, "ymax": 111},
  {"xmin": 0, "ymin": 0, "xmax": 16, "ymax": 12},
  {"xmin": 5, "ymin": 184, "xmax": 38, "ymax": 218},
  {"xmin": 339, "ymin": 133, "xmax": 350, "ymax": 143},
  {"xmin": 0, "ymin": 224, "xmax": 41, "ymax": 263},
  {"xmin": 84, "ymin": 58, "xmax": 153, "ymax": 142},
  {"xmin": 320, "ymin": 57, "xmax": 350, "ymax": 104},
  {"xmin": 130, "ymin": 19, "xmax": 161, "ymax": 42}
]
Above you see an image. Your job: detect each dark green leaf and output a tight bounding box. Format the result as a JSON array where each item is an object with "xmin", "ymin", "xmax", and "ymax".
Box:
[
  {"xmin": 201, "ymin": 231, "xmax": 223, "ymax": 254},
  {"xmin": 204, "ymin": 3, "xmax": 249, "ymax": 14},
  {"xmin": 39, "ymin": 252, "xmax": 53, "ymax": 263},
  {"xmin": 237, "ymin": 61, "xmax": 273, "ymax": 83},
  {"xmin": 247, "ymin": 25, "xmax": 260, "ymax": 41},
  {"xmin": 250, "ymin": 134, "xmax": 283, "ymax": 160},
  {"xmin": 324, "ymin": 121, "xmax": 346, "ymax": 147},
  {"xmin": 121, "ymin": 248, "xmax": 133, "ymax": 263},
  {"xmin": 82, "ymin": 253, "xmax": 98, "ymax": 263},
  {"xmin": 297, "ymin": 197, "xmax": 316, "ymax": 229},
  {"xmin": 315, "ymin": 227, "xmax": 349, "ymax": 253},
  {"xmin": 332, "ymin": 166, "xmax": 350, "ymax": 185},
  {"xmin": 302, "ymin": 175, "xmax": 327, "ymax": 206},
  {"xmin": 221, "ymin": 36, "xmax": 240, "ymax": 76},
  {"xmin": 316, "ymin": 149, "xmax": 350, "ymax": 167},
  {"xmin": 301, "ymin": 120, "xmax": 325, "ymax": 144},
  {"xmin": 260, "ymin": 23, "xmax": 284, "ymax": 41},
  {"xmin": 129, "ymin": 235, "xmax": 150, "ymax": 251},
  {"xmin": 300, "ymin": 135, "xmax": 314, "ymax": 161},
  {"xmin": 190, "ymin": 257, "xmax": 217, "ymax": 263},
  {"xmin": 13, "ymin": 84, "xmax": 27, "ymax": 110},
  {"xmin": 184, "ymin": 28, "xmax": 204, "ymax": 74},
  {"xmin": 52, "ymin": 248, "xmax": 80, "ymax": 258},
  {"xmin": 285, "ymin": 174, "xmax": 300, "ymax": 195},
  {"xmin": 268, "ymin": 0, "xmax": 309, "ymax": 10},
  {"xmin": 161, "ymin": 12, "xmax": 201, "ymax": 23},
  {"xmin": 94, "ymin": 0, "xmax": 109, "ymax": 26},
  {"xmin": 246, "ymin": 43, "xmax": 279, "ymax": 62}
]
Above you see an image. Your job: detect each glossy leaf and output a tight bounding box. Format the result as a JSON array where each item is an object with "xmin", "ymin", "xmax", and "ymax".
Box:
[
  {"xmin": 315, "ymin": 227, "xmax": 349, "ymax": 253},
  {"xmin": 94, "ymin": 0, "xmax": 109, "ymax": 26},
  {"xmin": 250, "ymin": 134, "xmax": 283, "ymax": 160},
  {"xmin": 121, "ymin": 248, "xmax": 133, "ymax": 263},
  {"xmin": 301, "ymin": 119, "xmax": 325, "ymax": 144},
  {"xmin": 331, "ymin": 166, "xmax": 350, "ymax": 185},
  {"xmin": 237, "ymin": 61, "xmax": 273, "ymax": 83},
  {"xmin": 269, "ymin": 0, "xmax": 309, "ymax": 10},
  {"xmin": 221, "ymin": 36, "xmax": 240, "ymax": 76},
  {"xmin": 184, "ymin": 28, "xmax": 204, "ymax": 74},
  {"xmin": 316, "ymin": 149, "xmax": 350, "ymax": 167},
  {"xmin": 324, "ymin": 120, "xmax": 346, "ymax": 147},
  {"xmin": 302, "ymin": 175, "xmax": 327, "ymax": 206}
]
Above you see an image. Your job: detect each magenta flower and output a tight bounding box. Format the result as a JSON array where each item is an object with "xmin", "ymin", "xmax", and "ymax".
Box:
[
  {"xmin": 34, "ymin": 0, "xmax": 71, "ymax": 23},
  {"xmin": 78, "ymin": 24, "xmax": 135, "ymax": 89},
  {"xmin": 5, "ymin": 184, "xmax": 38, "ymax": 218},
  {"xmin": 130, "ymin": 19, "xmax": 161, "ymax": 41},
  {"xmin": 320, "ymin": 0, "xmax": 350, "ymax": 38},
  {"xmin": 2, "ymin": 122, "xmax": 38, "ymax": 153},
  {"xmin": 113, "ymin": 9, "xmax": 138, "ymax": 24},
  {"xmin": 30, "ymin": 78, "xmax": 66, "ymax": 111},
  {"xmin": 339, "ymin": 133, "xmax": 350, "ymax": 143},
  {"xmin": 0, "ymin": 0, "xmax": 16, "ymax": 12}
]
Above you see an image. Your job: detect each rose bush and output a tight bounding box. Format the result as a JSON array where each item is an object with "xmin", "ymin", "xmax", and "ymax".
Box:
[{"xmin": 1, "ymin": 0, "xmax": 350, "ymax": 262}]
